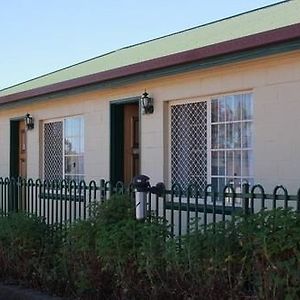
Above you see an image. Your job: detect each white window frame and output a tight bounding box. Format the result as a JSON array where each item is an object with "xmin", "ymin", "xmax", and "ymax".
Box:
[
  {"xmin": 210, "ymin": 93, "xmax": 254, "ymax": 194},
  {"xmin": 168, "ymin": 91, "xmax": 254, "ymax": 199},
  {"xmin": 42, "ymin": 115, "xmax": 85, "ymax": 182}
]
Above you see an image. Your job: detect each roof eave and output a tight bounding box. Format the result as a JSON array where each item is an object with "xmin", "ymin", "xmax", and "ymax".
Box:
[{"xmin": 1, "ymin": 22, "xmax": 300, "ymax": 105}]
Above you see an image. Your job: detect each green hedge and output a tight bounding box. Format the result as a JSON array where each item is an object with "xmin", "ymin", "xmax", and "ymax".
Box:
[{"xmin": 0, "ymin": 197, "xmax": 300, "ymax": 299}]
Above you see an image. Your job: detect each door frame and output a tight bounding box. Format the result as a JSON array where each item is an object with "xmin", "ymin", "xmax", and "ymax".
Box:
[
  {"xmin": 110, "ymin": 97, "xmax": 140, "ymax": 185},
  {"xmin": 10, "ymin": 116, "xmax": 27, "ymax": 212},
  {"xmin": 10, "ymin": 116, "xmax": 26, "ymax": 178}
]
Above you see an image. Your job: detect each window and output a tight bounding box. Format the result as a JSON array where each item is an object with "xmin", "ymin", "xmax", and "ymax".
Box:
[
  {"xmin": 43, "ymin": 116, "xmax": 84, "ymax": 182},
  {"xmin": 170, "ymin": 93, "xmax": 253, "ymax": 195},
  {"xmin": 211, "ymin": 93, "xmax": 253, "ymax": 194}
]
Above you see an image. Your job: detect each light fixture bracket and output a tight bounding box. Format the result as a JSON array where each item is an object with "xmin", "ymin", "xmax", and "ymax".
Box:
[
  {"xmin": 140, "ymin": 90, "xmax": 154, "ymax": 114},
  {"xmin": 24, "ymin": 113, "xmax": 34, "ymax": 130}
]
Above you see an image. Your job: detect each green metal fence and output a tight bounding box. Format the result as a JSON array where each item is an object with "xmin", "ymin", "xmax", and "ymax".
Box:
[
  {"xmin": 0, "ymin": 177, "xmax": 299, "ymax": 237},
  {"xmin": 153, "ymin": 183, "xmax": 299, "ymax": 236}
]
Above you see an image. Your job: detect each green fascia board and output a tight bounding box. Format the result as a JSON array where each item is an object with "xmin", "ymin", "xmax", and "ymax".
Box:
[{"xmin": 1, "ymin": 0, "xmax": 300, "ymax": 97}]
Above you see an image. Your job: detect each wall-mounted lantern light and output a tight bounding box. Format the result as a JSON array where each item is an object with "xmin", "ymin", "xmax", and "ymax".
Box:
[
  {"xmin": 140, "ymin": 90, "xmax": 154, "ymax": 114},
  {"xmin": 24, "ymin": 113, "xmax": 34, "ymax": 130}
]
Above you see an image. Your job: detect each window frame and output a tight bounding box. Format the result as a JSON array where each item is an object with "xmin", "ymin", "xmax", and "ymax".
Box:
[
  {"xmin": 210, "ymin": 93, "xmax": 254, "ymax": 193},
  {"xmin": 168, "ymin": 91, "xmax": 254, "ymax": 194},
  {"xmin": 42, "ymin": 115, "xmax": 85, "ymax": 182}
]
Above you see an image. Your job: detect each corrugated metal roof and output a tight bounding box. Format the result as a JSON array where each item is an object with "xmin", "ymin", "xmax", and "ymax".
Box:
[{"xmin": 1, "ymin": 0, "xmax": 299, "ymax": 97}]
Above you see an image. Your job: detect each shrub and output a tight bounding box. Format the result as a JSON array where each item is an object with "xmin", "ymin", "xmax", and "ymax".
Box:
[
  {"xmin": 169, "ymin": 209, "xmax": 300, "ymax": 299},
  {"xmin": 0, "ymin": 213, "xmax": 49, "ymax": 285},
  {"xmin": 1, "ymin": 199, "xmax": 300, "ymax": 299},
  {"xmin": 65, "ymin": 195, "xmax": 170, "ymax": 298}
]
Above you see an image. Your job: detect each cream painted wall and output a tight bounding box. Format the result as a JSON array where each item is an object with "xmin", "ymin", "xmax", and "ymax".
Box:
[
  {"xmin": 1, "ymin": 50, "xmax": 300, "ymax": 193},
  {"xmin": 140, "ymin": 50, "xmax": 300, "ymax": 192}
]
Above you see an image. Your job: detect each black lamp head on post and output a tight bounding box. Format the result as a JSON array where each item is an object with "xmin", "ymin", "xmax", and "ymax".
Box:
[
  {"xmin": 141, "ymin": 90, "xmax": 154, "ymax": 114},
  {"xmin": 24, "ymin": 113, "xmax": 34, "ymax": 130}
]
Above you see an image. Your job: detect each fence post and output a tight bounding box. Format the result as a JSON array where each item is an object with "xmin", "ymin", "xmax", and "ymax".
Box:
[
  {"xmin": 132, "ymin": 175, "xmax": 150, "ymax": 220},
  {"xmin": 99, "ymin": 179, "xmax": 105, "ymax": 202},
  {"xmin": 9, "ymin": 177, "xmax": 18, "ymax": 213},
  {"xmin": 297, "ymin": 188, "xmax": 300, "ymax": 213},
  {"xmin": 242, "ymin": 183, "xmax": 250, "ymax": 215}
]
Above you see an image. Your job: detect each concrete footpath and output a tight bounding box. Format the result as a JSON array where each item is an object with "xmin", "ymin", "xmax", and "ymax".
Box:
[{"xmin": 0, "ymin": 283, "xmax": 63, "ymax": 300}]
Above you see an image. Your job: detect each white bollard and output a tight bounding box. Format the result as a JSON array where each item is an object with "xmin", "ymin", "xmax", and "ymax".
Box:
[{"xmin": 135, "ymin": 191, "xmax": 147, "ymax": 220}]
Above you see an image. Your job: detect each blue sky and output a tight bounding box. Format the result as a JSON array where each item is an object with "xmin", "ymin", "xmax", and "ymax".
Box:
[{"xmin": 0, "ymin": 0, "xmax": 283, "ymax": 90}]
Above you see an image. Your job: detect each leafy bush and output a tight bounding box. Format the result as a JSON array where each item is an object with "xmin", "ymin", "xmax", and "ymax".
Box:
[
  {"xmin": 0, "ymin": 213, "xmax": 49, "ymax": 285},
  {"xmin": 171, "ymin": 209, "xmax": 300, "ymax": 299},
  {"xmin": 1, "ymin": 200, "xmax": 300, "ymax": 299},
  {"xmin": 65, "ymin": 195, "xmax": 170, "ymax": 298}
]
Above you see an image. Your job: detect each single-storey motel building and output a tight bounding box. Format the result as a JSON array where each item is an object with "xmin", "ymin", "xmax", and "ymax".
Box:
[{"xmin": 0, "ymin": 0, "xmax": 300, "ymax": 196}]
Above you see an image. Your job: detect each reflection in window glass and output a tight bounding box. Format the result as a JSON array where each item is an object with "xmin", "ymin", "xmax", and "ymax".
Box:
[
  {"xmin": 226, "ymin": 151, "xmax": 234, "ymax": 177},
  {"xmin": 64, "ymin": 116, "xmax": 84, "ymax": 182},
  {"xmin": 219, "ymin": 151, "xmax": 225, "ymax": 176},
  {"xmin": 211, "ymin": 125, "xmax": 218, "ymax": 149},
  {"xmin": 218, "ymin": 98, "xmax": 226, "ymax": 122},
  {"xmin": 226, "ymin": 123, "xmax": 234, "ymax": 149},
  {"xmin": 233, "ymin": 123, "xmax": 241, "ymax": 148},
  {"xmin": 211, "ymin": 99, "xmax": 218, "ymax": 123},
  {"xmin": 242, "ymin": 122, "xmax": 252, "ymax": 148},
  {"xmin": 43, "ymin": 116, "xmax": 84, "ymax": 183},
  {"xmin": 219, "ymin": 124, "xmax": 226, "ymax": 149},
  {"xmin": 211, "ymin": 151, "xmax": 218, "ymax": 176},
  {"xmin": 65, "ymin": 137, "xmax": 84, "ymax": 155},
  {"xmin": 233, "ymin": 150, "xmax": 242, "ymax": 176},
  {"xmin": 233, "ymin": 95, "xmax": 242, "ymax": 121},
  {"xmin": 225, "ymin": 96, "xmax": 234, "ymax": 122},
  {"xmin": 242, "ymin": 94, "xmax": 253, "ymax": 120}
]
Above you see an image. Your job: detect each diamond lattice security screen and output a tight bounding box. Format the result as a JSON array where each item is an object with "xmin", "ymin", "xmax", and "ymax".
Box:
[
  {"xmin": 44, "ymin": 121, "xmax": 63, "ymax": 181},
  {"xmin": 171, "ymin": 101, "xmax": 207, "ymax": 190}
]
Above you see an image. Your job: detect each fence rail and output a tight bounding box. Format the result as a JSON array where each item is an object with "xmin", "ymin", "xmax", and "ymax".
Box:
[{"xmin": 0, "ymin": 177, "xmax": 299, "ymax": 237}]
